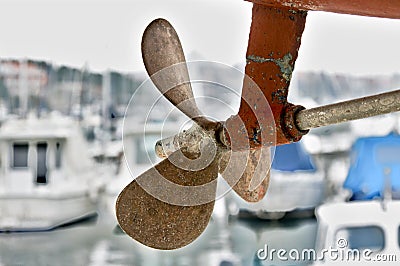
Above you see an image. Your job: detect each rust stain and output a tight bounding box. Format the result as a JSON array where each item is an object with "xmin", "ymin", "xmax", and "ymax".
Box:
[{"xmin": 247, "ymin": 53, "xmax": 293, "ymax": 82}]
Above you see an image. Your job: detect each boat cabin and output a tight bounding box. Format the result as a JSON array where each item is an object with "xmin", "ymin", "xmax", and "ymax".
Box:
[
  {"xmin": 315, "ymin": 200, "xmax": 400, "ymax": 263},
  {"xmin": 0, "ymin": 116, "xmax": 92, "ymax": 194},
  {"xmin": 1, "ymin": 138, "xmax": 64, "ymax": 190}
]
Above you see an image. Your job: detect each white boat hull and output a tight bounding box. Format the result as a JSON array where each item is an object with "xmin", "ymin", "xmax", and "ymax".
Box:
[
  {"xmin": 228, "ymin": 170, "xmax": 325, "ymax": 219},
  {"xmin": 0, "ymin": 194, "xmax": 97, "ymax": 231}
]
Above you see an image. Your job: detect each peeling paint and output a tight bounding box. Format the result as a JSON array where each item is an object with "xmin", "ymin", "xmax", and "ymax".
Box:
[
  {"xmin": 271, "ymin": 89, "xmax": 288, "ymax": 103},
  {"xmin": 246, "ymin": 53, "xmax": 293, "ymax": 82},
  {"xmin": 274, "ymin": 53, "xmax": 293, "ymax": 82},
  {"xmin": 246, "ymin": 54, "xmax": 273, "ymax": 64},
  {"xmin": 251, "ymin": 127, "xmax": 262, "ymax": 144}
]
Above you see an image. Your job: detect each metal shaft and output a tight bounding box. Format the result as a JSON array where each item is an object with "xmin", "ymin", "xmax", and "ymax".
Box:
[{"xmin": 296, "ymin": 89, "xmax": 400, "ymax": 130}]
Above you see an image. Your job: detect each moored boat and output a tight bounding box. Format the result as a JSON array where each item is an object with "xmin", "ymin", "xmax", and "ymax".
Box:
[
  {"xmin": 313, "ymin": 132, "xmax": 400, "ymax": 265},
  {"xmin": 0, "ymin": 114, "xmax": 104, "ymax": 231}
]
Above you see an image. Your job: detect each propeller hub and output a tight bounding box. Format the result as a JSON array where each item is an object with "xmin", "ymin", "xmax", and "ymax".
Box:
[{"xmin": 155, "ymin": 122, "xmax": 227, "ymax": 159}]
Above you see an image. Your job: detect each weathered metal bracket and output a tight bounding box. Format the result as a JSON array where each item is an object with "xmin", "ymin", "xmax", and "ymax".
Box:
[
  {"xmin": 225, "ymin": 4, "xmax": 308, "ymax": 147},
  {"xmin": 223, "ymin": 1, "xmax": 400, "ymax": 148}
]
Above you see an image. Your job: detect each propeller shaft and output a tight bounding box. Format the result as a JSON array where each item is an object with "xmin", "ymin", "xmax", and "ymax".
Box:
[{"xmin": 296, "ymin": 89, "xmax": 400, "ymax": 130}]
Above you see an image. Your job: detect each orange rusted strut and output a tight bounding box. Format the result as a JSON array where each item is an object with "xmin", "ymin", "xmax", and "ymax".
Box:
[
  {"xmin": 249, "ymin": 0, "xmax": 400, "ymax": 19},
  {"xmin": 225, "ymin": 4, "xmax": 308, "ymax": 147},
  {"xmin": 225, "ymin": 1, "xmax": 400, "ymax": 147}
]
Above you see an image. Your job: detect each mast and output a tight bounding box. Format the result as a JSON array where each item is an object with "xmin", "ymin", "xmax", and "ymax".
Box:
[
  {"xmin": 18, "ymin": 59, "xmax": 29, "ymax": 118},
  {"xmin": 102, "ymin": 71, "xmax": 112, "ymax": 136}
]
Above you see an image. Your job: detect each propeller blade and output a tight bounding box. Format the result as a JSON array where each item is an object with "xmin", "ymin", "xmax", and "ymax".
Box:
[
  {"xmin": 141, "ymin": 18, "xmax": 216, "ymax": 130},
  {"xmin": 219, "ymin": 148, "xmax": 270, "ymax": 202},
  {"xmin": 116, "ymin": 150, "xmax": 219, "ymax": 250}
]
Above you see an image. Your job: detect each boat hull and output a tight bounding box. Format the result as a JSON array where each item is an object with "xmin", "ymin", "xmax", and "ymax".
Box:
[
  {"xmin": 228, "ymin": 171, "xmax": 325, "ymax": 219},
  {"xmin": 0, "ymin": 194, "xmax": 97, "ymax": 232}
]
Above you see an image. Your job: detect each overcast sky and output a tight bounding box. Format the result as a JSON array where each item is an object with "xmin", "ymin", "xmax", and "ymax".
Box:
[{"xmin": 0, "ymin": 0, "xmax": 399, "ymax": 75}]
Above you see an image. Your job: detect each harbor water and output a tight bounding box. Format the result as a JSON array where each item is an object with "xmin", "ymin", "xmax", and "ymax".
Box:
[{"xmin": 0, "ymin": 205, "xmax": 317, "ymax": 266}]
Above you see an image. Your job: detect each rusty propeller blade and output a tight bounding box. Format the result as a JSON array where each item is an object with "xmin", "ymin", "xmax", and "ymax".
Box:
[
  {"xmin": 219, "ymin": 148, "xmax": 271, "ymax": 202},
  {"xmin": 116, "ymin": 18, "xmax": 221, "ymax": 250},
  {"xmin": 116, "ymin": 150, "xmax": 218, "ymax": 250},
  {"xmin": 141, "ymin": 18, "xmax": 216, "ymax": 130}
]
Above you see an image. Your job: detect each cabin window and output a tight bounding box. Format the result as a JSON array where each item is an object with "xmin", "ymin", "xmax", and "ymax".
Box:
[
  {"xmin": 36, "ymin": 142, "xmax": 48, "ymax": 184},
  {"xmin": 12, "ymin": 143, "xmax": 29, "ymax": 168},
  {"xmin": 336, "ymin": 226, "xmax": 384, "ymax": 251},
  {"xmin": 55, "ymin": 142, "xmax": 62, "ymax": 168}
]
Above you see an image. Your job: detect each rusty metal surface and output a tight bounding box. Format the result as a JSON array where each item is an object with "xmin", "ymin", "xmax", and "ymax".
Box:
[
  {"xmin": 117, "ymin": 18, "xmax": 277, "ymax": 251},
  {"xmin": 248, "ymin": 0, "xmax": 400, "ymax": 19},
  {"xmin": 154, "ymin": 122, "xmax": 272, "ymax": 203},
  {"xmin": 153, "ymin": 122, "xmax": 273, "ymax": 203},
  {"xmin": 226, "ymin": 4, "xmax": 307, "ymax": 147},
  {"xmin": 282, "ymin": 104, "xmax": 309, "ymax": 141},
  {"xmin": 296, "ymin": 89, "xmax": 400, "ymax": 130},
  {"xmin": 142, "ymin": 18, "xmax": 216, "ymax": 130},
  {"xmin": 116, "ymin": 150, "xmax": 218, "ymax": 250}
]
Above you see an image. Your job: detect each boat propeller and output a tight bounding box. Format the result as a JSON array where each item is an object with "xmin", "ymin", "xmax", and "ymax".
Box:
[{"xmin": 115, "ymin": 18, "xmax": 272, "ymax": 250}]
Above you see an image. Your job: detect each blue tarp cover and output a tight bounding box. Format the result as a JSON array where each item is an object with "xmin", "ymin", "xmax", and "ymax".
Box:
[
  {"xmin": 271, "ymin": 142, "xmax": 316, "ymax": 172},
  {"xmin": 344, "ymin": 132, "xmax": 400, "ymax": 200}
]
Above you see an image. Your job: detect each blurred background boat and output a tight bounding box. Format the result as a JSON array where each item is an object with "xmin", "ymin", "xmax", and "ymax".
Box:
[
  {"xmin": 313, "ymin": 131, "xmax": 400, "ymax": 265},
  {"xmin": 344, "ymin": 132, "xmax": 400, "ymax": 200},
  {"xmin": 0, "ymin": 113, "xmax": 106, "ymax": 231}
]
